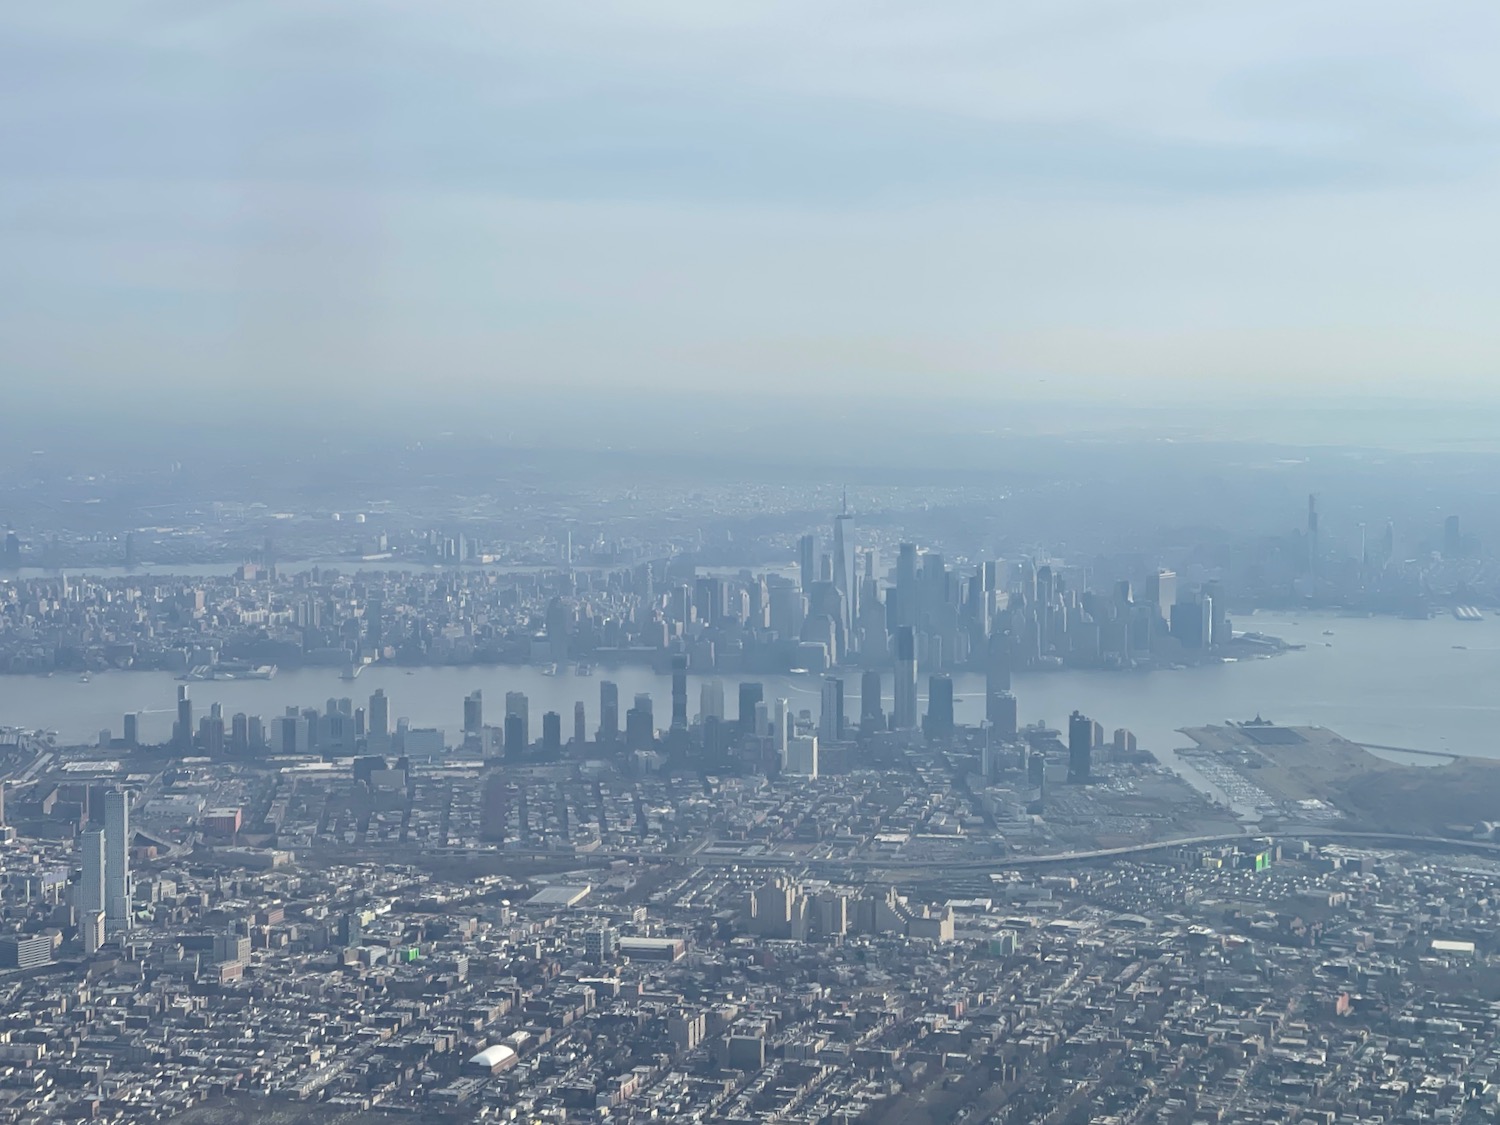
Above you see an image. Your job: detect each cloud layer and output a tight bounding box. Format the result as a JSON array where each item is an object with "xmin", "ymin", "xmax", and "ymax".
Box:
[{"xmin": 4, "ymin": 1, "xmax": 1499, "ymax": 407}]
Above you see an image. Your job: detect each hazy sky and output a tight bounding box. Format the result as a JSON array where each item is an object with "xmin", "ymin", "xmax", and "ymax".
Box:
[{"xmin": 4, "ymin": 1, "xmax": 1500, "ymax": 409}]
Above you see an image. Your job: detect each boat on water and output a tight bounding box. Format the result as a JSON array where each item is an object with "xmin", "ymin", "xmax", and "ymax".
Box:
[
  {"xmin": 540, "ymin": 663, "xmax": 559, "ymax": 676},
  {"xmin": 1322, "ymin": 630, "xmax": 1335, "ymax": 636},
  {"xmin": 575, "ymin": 663, "xmax": 594, "ymax": 676},
  {"xmin": 77, "ymin": 673, "xmax": 90, "ymax": 683},
  {"xmin": 1454, "ymin": 644, "xmax": 1468, "ymax": 650}
]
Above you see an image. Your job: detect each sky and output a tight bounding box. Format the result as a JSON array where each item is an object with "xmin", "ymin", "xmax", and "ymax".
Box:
[{"xmin": 4, "ymin": 1, "xmax": 1500, "ymax": 413}]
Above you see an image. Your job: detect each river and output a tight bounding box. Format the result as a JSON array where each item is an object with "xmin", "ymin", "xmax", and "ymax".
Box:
[{"xmin": 2, "ymin": 613, "xmax": 1496, "ymax": 768}]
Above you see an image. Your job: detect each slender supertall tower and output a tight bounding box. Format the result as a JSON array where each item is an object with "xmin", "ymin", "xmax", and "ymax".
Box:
[
  {"xmin": 832, "ymin": 488, "xmax": 852, "ymax": 633},
  {"xmin": 103, "ymin": 790, "xmax": 131, "ymax": 934}
]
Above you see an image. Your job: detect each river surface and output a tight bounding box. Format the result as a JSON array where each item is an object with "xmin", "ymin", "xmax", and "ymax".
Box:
[{"xmin": 3, "ymin": 613, "xmax": 1497, "ymax": 768}]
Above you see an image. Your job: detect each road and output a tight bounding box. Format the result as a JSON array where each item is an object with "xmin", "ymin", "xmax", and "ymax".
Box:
[{"xmin": 450, "ymin": 827, "xmax": 1500, "ymax": 876}]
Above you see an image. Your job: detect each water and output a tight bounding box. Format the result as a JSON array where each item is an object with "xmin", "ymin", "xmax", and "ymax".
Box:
[{"xmin": 4, "ymin": 613, "xmax": 1498, "ymax": 765}]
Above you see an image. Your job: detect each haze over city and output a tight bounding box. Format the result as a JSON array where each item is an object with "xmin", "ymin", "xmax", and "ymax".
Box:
[
  {"xmin": 7, "ymin": 1, "xmax": 1500, "ymax": 412},
  {"xmin": 6, "ymin": 4, "xmax": 1500, "ymax": 1125}
]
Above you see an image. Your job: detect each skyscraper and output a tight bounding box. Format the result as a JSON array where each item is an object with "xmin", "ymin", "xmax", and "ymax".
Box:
[
  {"xmin": 988, "ymin": 691, "xmax": 1018, "ymax": 740},
  {"xmin": 79, "ymin": 828, "xmax": 106, "ymax": 954},
  {"xmin": 368, "ymin": 689, "xmax": 391, "ymax": 748},
  {"xmin": 670, "ymin": 653, "xmax": 689, "ymax": 731},
  {"xmin": 505, "ymin": 692, "xmax": 529, "ymax": 749},
  {"xmin": 1068, "ymin": 711, "xmax": 1094, "ymax": 783},
  {"xmin": 924, "ymin": 674, "xmax": 955, "ymax": 741},
  {"xmin": 985, "ymin": 630, "xmax": 1012, "ymax": 715},
  {"xmin": 819, "ymin": 676, "xmax": 845, "ymax": 742},
  {"xmin": 78, "ymin": 828, "xmax": 105, "ymax": 917},
  {"xmin": 542, "ymin": 711, "xmax": 562, "ymax": 754},
  {"xmin": 574, "ymin": 702, "xmax": 586, "ymax": 745},
  {"xmin": 464, "ymin": 690, "xmax": 483, "ymax": 737},
  {"xmin": 893, "ymin": 625, "xmax": 918, "ymax": 729},
  {"xmin": 698, "ymin": 679, "xmax": 725, "ymax": 723},
  {"xmin": 773, "ymin": 698, "xmax": 790, "ymax": 766},
  {"xmin": 175, "ymin": 685, "xmax": 193, "ymax": 753},
  {"xmin": 1143, "ymin": 570, "xmax": 1176, "ymax": 625},
  {"xmin": 832, "ymin": 490, "xmax": 851, "ymax": 630},
  {"xmin": 860, "ymin": 669, "xmax": 884, "ymax": 733},
  {"xmin": 738, "ymin": 682, "xmax": 764, "ymax": 732},
  {"xmin": 103, "ymin": 790, "xmax": 131, "ymax": 935},
  {"xmin": 895, "ymin": 543, "xmax": 919, "ymax": 628},
  {"xmin": 785, "ymin": 735, "xmax": 818, "ymax": 778},
  {"xmin": 797, "ymin": 534, "xmax": 816, "ymax": 593},
  {"xmin": 504, "ymin": 713, "xmax": 526, "ymax": 760},
  {"xmin": 598, "ymin": 681, "xmax": 620, "ymax": 743}
]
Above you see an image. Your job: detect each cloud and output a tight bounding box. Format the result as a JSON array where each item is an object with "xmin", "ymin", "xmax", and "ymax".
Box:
[{"xmin": 3, "ymin": 0, "xmax": 1500, "ymax": 404}]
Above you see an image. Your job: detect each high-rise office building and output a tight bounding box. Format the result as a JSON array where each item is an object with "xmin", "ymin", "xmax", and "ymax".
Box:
[
  {"xmin": 698, "ymin": 679, "xmax": 725, "ymax": 723},
  {"xmin": 368, "ymin": 689, "xmax": 391, "ymax": 747},
  {"xmin": 1143, "ymin": 570, "xmax": 1176, "ymax": 624},
  {"xmin": 924, "ymin": 674, "xmax": 955, "ymax": 741},
  {"xmin": 625, "ymin": 698, "xmax": 654, "ymax": 751},
  {"xmin": 78, "ymin": 828, "xmax": 105, "ymax": 918},
  {"xmin": 896, "ymin": 543, "xmax": 919, "ymax": 628},
  {"xmin": 785, "ymin": 735, "xmax": 818, "ymax": 778},
  {"xmin": 574, "ymin": 702, "xmax": 586, "ymax": 745},
  {"xmin": 988, "ymin": 691, "xmax": 1018, "ymax": 741},
  {"xmin": 598, "ymin": 681, "xmax": 620, "ymax": 743},
  {"xmin": 174, "ymin": 685, "xmax": 193, "ymax": 753},
  {"xmin": 504, "ymin": 713, "xmax": 526, "ymax": 760},
  {"xmin": 464, "ymin": 690, "xmax": 483, "ymax": 737},
  {"xmin": 670, "ymin": 653, "xmax": 688, "ymax": 731},
  {"xmin": 1068, "ymin": 710, "xmax": 1094, "ymax": 783},
  {"xmin": 819, "ymin": 676, "xmax": 845, "ymax": 742},
  {"xmin": 199, "ymin": 713, "xmax": 225, "ymax": 757},
  {"xmin": 103, "ymin": 790, "xmax": 131, "ymax": 935},
  {"xmin": 798, "ymin": 534, "xmax": 816, "ymax": 593},
  {"xmin": 893, "ymin": 626, "xmax": 918, "ymax": 729},
  {"xmin": 768, "ymin": 579, "xmax": 805, "ymax": 639},
  {"xmin": 986, "ymin": 630, "xmax": 1012, "ymax": 696},
  {"xmin": 860, "ymin": 669, "xmax": 884, "ymax": 733},
  {"xmin": 542, "ymin": 711, "xmax": 562, "ymax": 754},
  {"xmin": 122, "ymin": 712, "xmax": 139, "ymax": 749},
  {"xmin": 738, "ymin": 682, "xmax": 764, "ymax": 732},
  {"xmin": 505, "ymin": 692, "xmax": 529, "ymax": 750}
]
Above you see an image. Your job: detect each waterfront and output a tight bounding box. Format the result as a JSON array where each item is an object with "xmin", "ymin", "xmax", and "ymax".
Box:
[{"xmin": 1, "ymin": 612, "xmax": 1495, "ymax": 764}]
